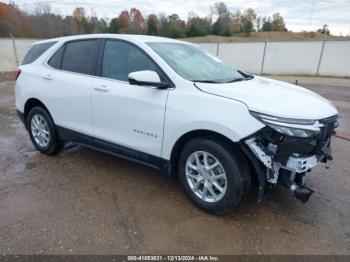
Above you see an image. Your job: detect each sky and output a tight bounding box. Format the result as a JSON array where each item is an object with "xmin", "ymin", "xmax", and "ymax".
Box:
[{"xmin": 8, "ymin": 0, "xmax": 350, "ymax": 36}]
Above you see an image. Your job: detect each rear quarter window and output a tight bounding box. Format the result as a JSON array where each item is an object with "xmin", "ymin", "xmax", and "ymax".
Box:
[
  {"xmin": 48, "ymin": 46, "xmax": 64, "ymax": 69},
  {"xmin": 22, "ymin": 42, "xmax": 57, "ymax": 65}
]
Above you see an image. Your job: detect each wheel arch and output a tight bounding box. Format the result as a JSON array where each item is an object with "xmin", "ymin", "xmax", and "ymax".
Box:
[
  {"xmin": 23, "ymin": 98, "xmax": 51, "ymax": 125},
  {"xmin": 169, "ymin": 129, "xmax": 250, "ymax": 176}
]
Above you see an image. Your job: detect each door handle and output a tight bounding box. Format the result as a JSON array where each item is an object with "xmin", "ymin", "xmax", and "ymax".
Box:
[
  {"xmin": 94, "ymin": 85, "xmax": 109, "ymax": 92},
  {"xmin": 42, "ymin": 74, "xmax": 52, "ymax": 80}
]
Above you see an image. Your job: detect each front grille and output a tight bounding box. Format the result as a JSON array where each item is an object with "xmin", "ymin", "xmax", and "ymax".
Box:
[
  {"xmin": 319, "ymin": 115, "xmax": 338, "ymax": 141},
  {"xmin": 316, "ymin": 115, "xmax": 338, "ymax": 156}
]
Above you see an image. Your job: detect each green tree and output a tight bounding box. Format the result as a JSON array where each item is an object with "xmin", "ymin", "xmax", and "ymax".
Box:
[
  {"xmin": 147, "ymin": 14, "xmax": 158, "ymax": 35},
  {"xmin": 159, "ymin": 14, "xmax": 185, "ymax": 38},
  {"xmin": 261, "ymin": 16, "xmax": 273, "ymax": 31},
  {"xmin": 98, "ymin": 18, "xmax": 108, "ymax": 33},
  {"xmin": 108, "ymin": 18, "xmax": 120, "ymax": 33},
  {"xmin": 242, "ymin": 18, "xmax": 253, "ymax": 35},
  {"xmin": 186, "ymin": 12, "xmax": 211, "ymax": 37},
  {"xmin": 241, "ymin": 8, "xmax": 256, "ymax": 35},
  {"xmin": 211, "ymin": 2, "xmax": 233, "ymax": 36}
]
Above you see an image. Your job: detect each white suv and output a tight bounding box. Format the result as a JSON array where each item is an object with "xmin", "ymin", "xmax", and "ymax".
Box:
[{"xmin": 15, "ymin": 34, "xmax": 338, "ymax": 214}]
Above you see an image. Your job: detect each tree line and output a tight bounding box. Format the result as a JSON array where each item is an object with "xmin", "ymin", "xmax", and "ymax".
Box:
[{"xmin": 0, "ymin": 1, "xmax": 287, "ymax": 38}]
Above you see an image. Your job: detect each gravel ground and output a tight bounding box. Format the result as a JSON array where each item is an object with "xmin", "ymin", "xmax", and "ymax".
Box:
[{"xmin": 0, "ymin": 78, "xmax": 349, "ymax": 255}]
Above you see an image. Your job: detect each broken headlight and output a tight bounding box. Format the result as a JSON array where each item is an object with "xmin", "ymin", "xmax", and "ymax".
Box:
[{"xmin": 250, "ymin": 111, "xmax": 320, "ymax": 138}]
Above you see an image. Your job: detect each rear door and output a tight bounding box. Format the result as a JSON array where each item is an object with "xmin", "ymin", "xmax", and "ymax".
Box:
[
  {"xmin": 43, "ymin": 39, "xmax": 100, "ymax": 135},
  {"xmin": 91, "ymin": 39, "xmax": 170, "ymax": 157}
]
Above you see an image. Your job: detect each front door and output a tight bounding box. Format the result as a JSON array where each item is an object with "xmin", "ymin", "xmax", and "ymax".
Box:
[{"xmin": 91, "ymin": 39, "xmax": 170, "ymax": 157}]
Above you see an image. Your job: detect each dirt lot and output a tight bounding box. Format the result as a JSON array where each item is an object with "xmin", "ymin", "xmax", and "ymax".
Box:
[{"xmin": 0, "ymin": 78, "xmax": 349, "ymax": 255}]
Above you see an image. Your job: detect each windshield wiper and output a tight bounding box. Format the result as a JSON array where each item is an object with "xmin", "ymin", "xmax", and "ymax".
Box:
[
  {"xmin": 191, "ymin": 80, "xmax": 221, "ymax": 83},
  {"xmin": 244, "ymin": 75, "xmax": 254, "ymax": 80},
  {"xmin": 192, "ymin": 74, "xmax": 254, "ymax": 84},
  {"xmin": 225, "ymin": 74, "xmax": 255, "ymax": 83},
  {"xmin": 237, "ymin": 70, "xmax": 255, "ymax": 80},
  {"xmin": 225, "ymin": 78, "xmax": 246, "ymax": 83}
]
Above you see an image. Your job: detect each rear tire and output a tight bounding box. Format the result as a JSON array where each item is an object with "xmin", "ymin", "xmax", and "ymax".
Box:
[
  {"xmin": 26, "ymin": 106, "xmax": 62, "ymax": 155},
  {"xmin": 178, "ymin": 138, "xmax": 249, "ymax": 214}
]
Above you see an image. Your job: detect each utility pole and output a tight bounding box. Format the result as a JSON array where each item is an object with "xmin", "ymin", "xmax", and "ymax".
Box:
[{"xmin": 9, "ymin": 32, "xmax": 19, "ymax": 67}]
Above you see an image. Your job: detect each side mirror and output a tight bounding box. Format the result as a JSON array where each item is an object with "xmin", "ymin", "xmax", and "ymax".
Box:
[{"xmin": 128, "ymin": 70, "xmax": 170, "ymax": 89}]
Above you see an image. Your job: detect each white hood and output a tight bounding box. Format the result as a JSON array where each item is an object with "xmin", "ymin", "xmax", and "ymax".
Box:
[{"xmin": 196, "ymin": 76, "xmax": 338, "ymax": 120}]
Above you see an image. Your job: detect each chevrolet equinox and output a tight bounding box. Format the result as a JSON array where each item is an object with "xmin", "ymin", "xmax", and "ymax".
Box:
[{"xmin": 15, "ymin": 34, "xmax": 338, "ymax": 214}]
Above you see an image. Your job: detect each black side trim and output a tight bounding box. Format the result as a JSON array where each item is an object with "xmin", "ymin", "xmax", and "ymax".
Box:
[
  {"xmin": 56, "ymin": 126, "xmax": 171, "ymax": 176},
  {"xmin": 239, "ymin": 141, "xmax": 266, "ymax": 203}
]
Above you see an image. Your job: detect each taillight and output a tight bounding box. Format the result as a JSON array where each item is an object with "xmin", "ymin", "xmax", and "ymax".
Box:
[{"xmin": 15, "ymin": 68, "xmax": 21, "ymax": 80}]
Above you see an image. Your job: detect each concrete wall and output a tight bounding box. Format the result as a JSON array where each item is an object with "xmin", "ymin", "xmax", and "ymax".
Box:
[
  {"xmin": 262, "ymin": 41, "xmax": 322, "ymax": 75},
  {"xmin": 197, "ymin": 40, "xmax": 350, "ymax": 77},
  {"xmin": 218, "ymin": 42, "xmax": 265, "ymax": 74},
  {"xmin": 0, "ymin": 38, "xmax": 40, "ymax": 71},
  {"xmin": 318, "ymin": 41, "xmax": 350, "ymax": 76},
  {"xmin": 1, "ymin": 38, "xmax": 350, "ymax": 77}
]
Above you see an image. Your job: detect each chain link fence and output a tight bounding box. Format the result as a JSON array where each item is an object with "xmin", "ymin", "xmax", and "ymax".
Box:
[{"xmin": 0, "ymin": 37, "xmax": 349, "ymax": 77}]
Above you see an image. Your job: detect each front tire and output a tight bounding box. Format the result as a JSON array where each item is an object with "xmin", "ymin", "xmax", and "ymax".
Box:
[
  {"xmin": 178, "ymin": 138, "xmax": 248, "ymax": 214},
  {"xmin": 26, "ymin": 106, "xmax": 62, "ymax": 155}
]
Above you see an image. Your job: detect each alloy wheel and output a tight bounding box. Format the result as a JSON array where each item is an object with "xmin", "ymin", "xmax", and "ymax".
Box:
[
  {"xmin": 31, "ymin": 114, "xmax": 50, "ymax": 147},
  {"xmin": 185, "ymin": 151, "xmax": 227, "ymax": 203}
]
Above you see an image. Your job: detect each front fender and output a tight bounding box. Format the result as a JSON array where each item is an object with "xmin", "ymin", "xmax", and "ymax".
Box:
[{"xmin": 161, "ymin": 89, "xmax": 264, "ymax": 159}]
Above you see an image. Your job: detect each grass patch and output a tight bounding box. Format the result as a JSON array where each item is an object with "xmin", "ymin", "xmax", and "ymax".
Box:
[{"xmin": 182, "ymin": 32, "xmax": 350, "ymax": 43}]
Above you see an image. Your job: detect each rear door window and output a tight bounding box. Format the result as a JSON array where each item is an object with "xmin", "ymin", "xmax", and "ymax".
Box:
[
  {"xmin": 22, "ymin": 41, "xmax": 57, "ymax": 65},
  {"xmin": 61, "ymin": 40, "xmax": 99, "ymax": 75}
]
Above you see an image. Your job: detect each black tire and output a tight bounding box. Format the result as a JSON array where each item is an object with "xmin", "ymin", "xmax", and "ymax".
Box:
[
  {"xmin": 178, "ymin": 138, "xmax": 249, "ymax": 214},
  {"xmin": 26, "ymin": 106, "xmax": 62, "ymax": 155}
]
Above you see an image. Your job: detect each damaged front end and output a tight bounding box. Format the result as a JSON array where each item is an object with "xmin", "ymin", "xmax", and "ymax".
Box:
[{"xmin": 241, "ymin": 112, "xmax": 338, "ymax": 204}]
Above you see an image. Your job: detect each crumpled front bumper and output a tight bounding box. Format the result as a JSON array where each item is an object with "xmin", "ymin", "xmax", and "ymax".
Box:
[
  {"xmin": 284, "ymin": 155, "xmax": 319, "ymax": 173},
  {"xmin": 240, "ymin": 115, "xmax": 338, "ymax": 203},
  {"xmin": 245, "ymin": 135, "xmax": 332, "ymax": 178}
]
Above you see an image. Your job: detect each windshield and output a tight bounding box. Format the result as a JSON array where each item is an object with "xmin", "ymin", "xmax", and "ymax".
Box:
[{"xmin": 147, "ymin": 42, "xmax": 245, "ymax": 83}]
